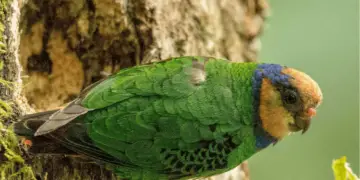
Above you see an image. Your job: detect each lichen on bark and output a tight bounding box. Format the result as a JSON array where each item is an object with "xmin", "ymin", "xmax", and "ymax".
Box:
[{"xmin": 0, "ymin": 0, "xmax": 269, "ymax": 179}]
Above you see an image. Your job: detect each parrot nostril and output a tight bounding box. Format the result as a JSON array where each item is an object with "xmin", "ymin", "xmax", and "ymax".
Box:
[{"xmin": 307, "ymin": 108, "xmax": 316, "ymax": 118}]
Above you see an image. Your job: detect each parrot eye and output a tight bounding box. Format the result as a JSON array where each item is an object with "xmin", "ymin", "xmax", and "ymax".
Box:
[
  {"xmin": 278, "ymin": 86, "xmax": 303, "ymax": 113},
  {"xmin": 283, "ymin": 89, "xmax": 298, "ymax": 105}
]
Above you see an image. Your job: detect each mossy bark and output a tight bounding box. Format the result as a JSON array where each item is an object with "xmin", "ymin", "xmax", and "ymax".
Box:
[{"xmin": 0, "ymin": 0, "xmax": 269, "ymax": 179}]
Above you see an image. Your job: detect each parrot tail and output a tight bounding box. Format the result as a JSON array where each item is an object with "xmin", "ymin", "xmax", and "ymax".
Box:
[{"xmin": 13, "ymin": 110, "xmax": 78, "ymax": 155}]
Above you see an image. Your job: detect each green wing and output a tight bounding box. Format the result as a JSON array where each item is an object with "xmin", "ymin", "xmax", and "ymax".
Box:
[
  {"xmin": 81, "ymin": 56, "xmax": 209, "ymax": 109},
  {"xmin": 34, "ymin": 56, "xmax": 209, "ymax": 136}
]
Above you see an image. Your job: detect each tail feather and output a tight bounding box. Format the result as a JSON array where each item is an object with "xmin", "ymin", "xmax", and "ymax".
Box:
[
  {"xmin": 14, "ymin": 110, "xmax": 58, "ymax": 136},
  {"xmin": 14, "ymin": 110, "xmax": 119, "ymax": 164},
  {"xmin": 34, "ymin": 98, "xmax": 88, "ymax": 136},
  {"xmin": 13, "ymin": 110, "xmax": 77, "ymax": 155}
]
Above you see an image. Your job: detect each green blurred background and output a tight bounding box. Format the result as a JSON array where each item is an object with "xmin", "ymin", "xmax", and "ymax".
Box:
[{"xmin": 247, "ymin": 0, "xmax": 359, "ymax": 180}]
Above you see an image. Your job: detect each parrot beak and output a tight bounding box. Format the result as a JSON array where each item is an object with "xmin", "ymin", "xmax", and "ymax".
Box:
[
  {"xmin": 289, "ymin": 117, "xmax": 311, "ymax": 134},
  {"xmin": 289, "ymin": 117, "xmax": 310, "ymax": 133},
  {"xmin": 293, "ymin": 107, "xmax": 317, "ymax": 134},
  {"xmin": 298, "ymin": 118, "xmax": 311, "ymax": 134}
]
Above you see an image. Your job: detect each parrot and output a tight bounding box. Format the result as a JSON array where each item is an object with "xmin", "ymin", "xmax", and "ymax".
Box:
[{"xmin": 13, "ymin": 56, "xmax": 323, "ymax": 180}]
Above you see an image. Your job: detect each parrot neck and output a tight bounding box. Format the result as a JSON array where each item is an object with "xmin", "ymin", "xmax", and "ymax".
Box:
[{"xmin": 252, "ymin": 64, "xmax": 285, "ymax": 149}]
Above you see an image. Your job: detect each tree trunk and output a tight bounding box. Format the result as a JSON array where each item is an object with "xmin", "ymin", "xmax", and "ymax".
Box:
[{"xmin": 0, "ymin": 0, "xmax": 268, "ymax": 179}]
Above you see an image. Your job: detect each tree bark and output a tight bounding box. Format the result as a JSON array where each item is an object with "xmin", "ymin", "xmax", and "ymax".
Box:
[{"xmin": 0, "ymin": 0, "xmax": 268, "ymax": 179}]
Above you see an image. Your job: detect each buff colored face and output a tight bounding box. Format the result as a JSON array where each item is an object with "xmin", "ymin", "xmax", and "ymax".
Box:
[{"xmin": 259, "ymin": 67, "xmax": 323, "ymax": 139}]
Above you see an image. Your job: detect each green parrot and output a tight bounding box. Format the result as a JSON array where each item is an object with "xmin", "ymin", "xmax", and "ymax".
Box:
[{"xmin": 14, "ymin": 56, "xmax": 323, "ymax": 180}]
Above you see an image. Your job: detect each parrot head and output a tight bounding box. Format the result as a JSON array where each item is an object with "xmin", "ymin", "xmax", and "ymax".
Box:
[{"xmin": 254, "ymin": 64, "xmax": 323, "ymax": 140}]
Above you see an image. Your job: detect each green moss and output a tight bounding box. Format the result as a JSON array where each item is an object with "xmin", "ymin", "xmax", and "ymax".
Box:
[
  {"xmin": 0, "ymin": 88, "xmax": 35, "ymax": 178},
  {"xmin": 0, "ymin": 73, "xmax": 35, "ymax": 178},
  {"xmin": 0, "ymin": 0, "xmax": 36, "ymax": 179},
  {"xmin": 0, "ymin": 122, "xmax": 36, "ymax": 180},
  {"xmin": 0, "ymin": 0, "xmax": 8, "ymax": 55},
  {"xmin": 0, "ymin": 100, "xmax": 36, "ymax": 180}
]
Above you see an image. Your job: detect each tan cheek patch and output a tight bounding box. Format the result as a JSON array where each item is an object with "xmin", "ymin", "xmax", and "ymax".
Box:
[
  {"xmin": 260, "ymin": 105, "xmax": 292, "ymax": 139},
  {"xmin": 259, "ymin": 79, "xmax": 292, "ymax": 139}
]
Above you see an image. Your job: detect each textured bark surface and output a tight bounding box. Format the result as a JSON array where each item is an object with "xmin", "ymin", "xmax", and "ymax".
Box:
[{"xmin": 0, "ymin": 0, "xmax": 268, "ymax": 179}]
